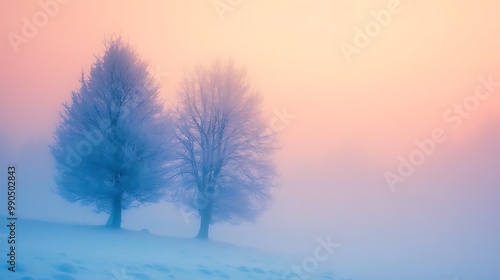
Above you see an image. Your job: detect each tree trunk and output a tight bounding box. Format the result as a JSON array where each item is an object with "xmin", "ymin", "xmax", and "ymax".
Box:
[
  {"xmin": 196, "ymin": 203, "xmax": 212, "ymax": 240},
  {"xmin": 106, "ymin": 194, "xmax": 122, "ymax": 229}
]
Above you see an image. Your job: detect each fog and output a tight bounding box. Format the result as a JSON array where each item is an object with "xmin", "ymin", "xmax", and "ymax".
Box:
[{"xmin": 1, "ymin": 1, "xmax": 500, "ymax": 279}]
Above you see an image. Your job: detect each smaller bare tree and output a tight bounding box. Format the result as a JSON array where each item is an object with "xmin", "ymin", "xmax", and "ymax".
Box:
[{"xmin": 173, "ymin": 59, "xmax": 277, "ymax": 239}]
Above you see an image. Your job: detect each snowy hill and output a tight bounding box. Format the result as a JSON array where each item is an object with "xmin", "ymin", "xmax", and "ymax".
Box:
[{"xmin": 0, "ymin": 219, "xmax": 337, "ymax": 280}]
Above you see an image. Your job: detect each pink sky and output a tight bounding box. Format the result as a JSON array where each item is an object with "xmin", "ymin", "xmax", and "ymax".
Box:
[
  {"xmin": 1, "ymin": 1, "xmax": 500, "ymax": 278},
  {"xmin": 2, "ymin": 0, "xmax": 500, "ymax": 163}
]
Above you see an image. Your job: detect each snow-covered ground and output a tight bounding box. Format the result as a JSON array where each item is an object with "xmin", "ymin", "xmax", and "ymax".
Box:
[{"xmin": 0, "ymin": 218, "xmax": 338, "ymax": 280}]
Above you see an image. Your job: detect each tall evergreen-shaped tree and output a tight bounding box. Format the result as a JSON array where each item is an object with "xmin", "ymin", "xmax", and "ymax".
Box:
[{"xmin": 51, "ymin": 37, "xmax": 175, "ymax": 228}]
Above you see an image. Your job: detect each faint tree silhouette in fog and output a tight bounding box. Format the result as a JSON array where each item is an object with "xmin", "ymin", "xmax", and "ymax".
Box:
[{"xmin": 172, "ymin": 59, "xmax": 277, "ymax": 239}]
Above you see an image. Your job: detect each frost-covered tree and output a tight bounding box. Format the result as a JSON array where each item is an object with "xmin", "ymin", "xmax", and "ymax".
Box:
[
  {"xmin": 173, "ymin": 59, "xmax": 277, "ymax": 239},
  {"xmin": 51, "ymin": 37, "xmax": 175, "ymax": 229}
]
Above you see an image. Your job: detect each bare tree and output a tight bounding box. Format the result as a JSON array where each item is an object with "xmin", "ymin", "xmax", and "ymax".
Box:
[
  {"xmin": 173, "ymin": 59, "xmax": 277, "ymax": 239},
  {"xmin": 51, "ymin": 37, "xmax": 175, "ymax": 229}
]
